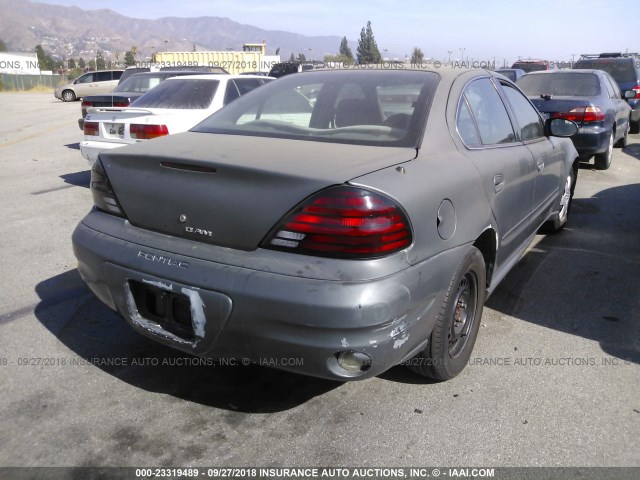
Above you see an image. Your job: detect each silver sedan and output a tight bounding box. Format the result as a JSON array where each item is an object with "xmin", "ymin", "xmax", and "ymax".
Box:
[{"xmin": 73, "ymin": 68, "xmax": 579, "ymax": 381}]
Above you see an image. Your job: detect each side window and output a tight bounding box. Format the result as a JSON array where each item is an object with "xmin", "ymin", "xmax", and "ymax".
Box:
[
  {"xmin": 233, "ymin": 78, "xmax": 263, "ymax": 96},
  {"xmin": 500, "ymin": 82, "xmax": 544, "ymax": 141},
  {"xmin": 95, "ymin": 71, "xmax": 113, "ymax": 82},
  {"xmin": 112, "ymin": 71, "xmax": 123, "ymax": 81},
  {"xmin": 456, "ymin": 96, "xmax": 481, "ymax": 147},
  {"xmin": 464, "ymin": 78, "xmax": 516, "ymax": 145},
  {"xmin": 76, "ymin": 73, "xmax": 94, "ymax": 84},
  {"xmin": 604, "ymin": 75, "xmax": 621, "ymax": 99},
  {"xmin": 224, "ymin": 81, "xmax": 240, "ymax": 105}
]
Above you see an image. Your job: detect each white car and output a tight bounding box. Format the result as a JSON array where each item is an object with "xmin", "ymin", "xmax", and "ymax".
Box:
[{"xmin": 80, "ymin": 74, "xmax": 273, "ymax": 165}]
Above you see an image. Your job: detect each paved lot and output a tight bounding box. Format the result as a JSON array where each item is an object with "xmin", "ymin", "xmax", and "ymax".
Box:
[{"xmin": 0, "ymin": 92, "xmax": 638, "ymax": 468}]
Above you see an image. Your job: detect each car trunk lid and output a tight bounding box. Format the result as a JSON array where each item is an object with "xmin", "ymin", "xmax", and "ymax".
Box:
[{"xmin": 100, "ymin": 132, "xmax": 416, "ymax": 251}]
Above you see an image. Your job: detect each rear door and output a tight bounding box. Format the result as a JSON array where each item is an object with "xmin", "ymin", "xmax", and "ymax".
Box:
[
  {"xmin": 496, "ymin": 79, "xmax": 563, "ymax": 227},
  {"xmin": 457, "ymin": 77, "xmax": 536, "ymax": 267},
  {"xmin": 602, "ymin": 73, "xmax": 631, "ymax": 139}
]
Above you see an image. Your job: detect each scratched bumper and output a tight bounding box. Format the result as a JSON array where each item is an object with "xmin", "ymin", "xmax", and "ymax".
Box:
[{"xmin": 72, "ymin": 210, "xmax": 464, "ymax": 381}]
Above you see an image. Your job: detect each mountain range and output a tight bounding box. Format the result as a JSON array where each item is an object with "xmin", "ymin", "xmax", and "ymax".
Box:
[{"xmin": 0, "ymin": 0, "xmax": 351, "ymax": 62}]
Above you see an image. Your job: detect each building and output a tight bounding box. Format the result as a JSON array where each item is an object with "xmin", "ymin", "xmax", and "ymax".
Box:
[{"xmin": 0, "ymin": 52, "xmax": 41, "ymax": 75}]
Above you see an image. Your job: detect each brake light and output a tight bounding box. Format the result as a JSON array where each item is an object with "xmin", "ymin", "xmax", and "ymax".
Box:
[
  {"xmin": 130, "ymin": 124, "xmax": 169, "ymax": 140},
  {"xmin": 263, "ymin": 186, "xmax": 412, "ymax": 259},
  {"xmin": 81, "ymin": 100, "xmax": 92, "ymax": 117},
  {"xmin": 113, "ymin": 101, "xmax": 130, "ymax": 108},
  {"xmin": 633, "ymin": 86, "xmax": 640, "ymax": 99},
  {"xmin": 84, "ymin": 121, "xmax": 99, "ymax": 136},
  {"xmin": 91, "ymin": 159, "xmax": 125, "ymax": 217},
  {"xmin": 552, "ymin": 106, "xmax": 604, "ymax": 123}
]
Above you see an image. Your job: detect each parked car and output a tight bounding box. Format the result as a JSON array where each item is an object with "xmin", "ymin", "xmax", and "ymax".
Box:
[
  {"xmin": 511, "ymin": 60, "xmax": 555, "ymax": 72},
  {"xmin": 54, "ymin": 69, "xmax": 124, "ymax": 102},
  {"xmin": 518, "ymin": 69, "xmax": 633, "ymax": 169},
  {"xmin": 80, "ymin": 74, "xmax": 272, "ymax": 165},
  {"xmin": 268, "ymin": 61, "xmax": 325, "ymax": 78},
  {"xmin": 78, "ymin": 70, "xmax": 212, "ymax": 130},
  {"xmin": 73, "ymin": 69, "xmax": 578, "ymax": 381},
  {"xmin": 494, "ymin": 68, "xmax": 526, "ymax": 82},
  {"xmin": 573, "ymin": 53, "xmax": 640, "ymax": 133}
]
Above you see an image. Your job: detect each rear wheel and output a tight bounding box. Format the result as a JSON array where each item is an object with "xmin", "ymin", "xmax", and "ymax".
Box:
[
  {"xmin": 407, "ymin": 247, "xmax": 486, "ymax": 380},
  {"xmin": 594, "ymin": 132, "xmax": 613, "ymax": 170},
  {"xmin": 630, "ymin": 120, "xmax": 640, "ymax": 135},
  {"xmin": 62, "ymin": 90, "xmax": 76, "ymax": 102}
]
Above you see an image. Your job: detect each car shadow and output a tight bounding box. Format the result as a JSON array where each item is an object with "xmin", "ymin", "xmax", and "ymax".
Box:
[
  {"xmin": 33, "ymin": 270, "xmax": 340, "ymax": 412},
  {"xmin": 622, "ymin": 143, "xmax": 640, "ymax": 161},
  {"xmin": 60, "ymin": 170, "xmax": 90, "ymax": 188},
  {"xmin": 487, "ymin": 183, "xmax": 640, "ymax": 365}
]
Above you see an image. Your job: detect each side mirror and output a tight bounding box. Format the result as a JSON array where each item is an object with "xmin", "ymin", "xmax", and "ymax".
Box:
[
  {"xmin": 546, "ymin": 118, "xmax": 578, "ymax": 137},
  {"xmin": 624, "ymin": 90, "xmax": 637, "ymax": 99}
]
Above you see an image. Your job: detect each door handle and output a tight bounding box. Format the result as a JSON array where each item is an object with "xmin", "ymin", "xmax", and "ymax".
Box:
[
  {"xmin": 494, "ymin": 174, "xmax": 504, "ymax": 193},
  {"xmin": 536, "ymin": 158, "xmax": 545, "ymax": 172}
]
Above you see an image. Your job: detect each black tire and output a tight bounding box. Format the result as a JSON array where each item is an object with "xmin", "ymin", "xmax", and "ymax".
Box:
[
  {"xmin": 541, "ymin": 164, "xmax": 577, "ymax": 233},
  {"xmin": 630, "ymin": 120, "xmax": 640, "ymax": 135},
  {"xmin": 62, "ymin": 90, "xmax": 76, "ymax": 102},
  {"xmin": 407, "ymin": 246, "xmax": 486, "ymax": 380},
  {"xmin": 594, "ymin": 132, "xmax": 613, "ymax": 170}
]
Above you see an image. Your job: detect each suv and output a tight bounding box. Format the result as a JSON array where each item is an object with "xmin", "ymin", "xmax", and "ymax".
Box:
[
  {"xmin": 268, "ymin": 61, "xmax": 325, "ymax": 78},
  {"xmin": 573, "ymin": 53, "xmax": 640, "ymax": 133},
  {"xmin": 511, "ymin": 59, "xmax": 555, "ymax": 73},
  {"xmin": 54, "ymin": 70, "xmax": 124, "ymax": 102}
]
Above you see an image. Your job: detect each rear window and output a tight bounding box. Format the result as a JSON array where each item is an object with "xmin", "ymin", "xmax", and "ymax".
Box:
[
  {"xmin": 518, "ymin": 73, "xmax": 601, "ymax": 97},
  {"xmin": 573, "ymin": 59, "xmax": 638, "ymax": 83},
  {"xmin": 192, "ymin": 70, "xmax": 438, "ymax": 147},
  {"xmin": 131, "ymin": 79, "xmax": 219, "ymax": 109},
  {"xmin": 115, "ymin": 75, "xmax": 166, "ymax": 93},
  {"xmin": 511, "ymin": 62, "xmax": 549, "ymax": 73}
]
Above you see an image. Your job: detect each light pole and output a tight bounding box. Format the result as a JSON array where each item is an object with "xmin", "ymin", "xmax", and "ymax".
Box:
[
  {"xmin": 460, "ymin": 48, "xmax": 466, "ymax": 65},
  {"xmin": 447, "ymin": 50, "xmax": 453, "ymax": 64}
]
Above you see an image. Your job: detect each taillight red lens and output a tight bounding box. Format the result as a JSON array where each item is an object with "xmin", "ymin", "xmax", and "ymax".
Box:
[
  {"xmin": 633, "ymin": 86, "xmax": 640, "ymax": 99},
  {"xmin": 84, "ymin": 121, "xmax": 99, "ymax": 136},
  {"xmin": 113, "ymin": 101, "xmax": 130, "ymax": 108},
  {"xmin": 81, "ymin": 100, "xmax": 92, "ymax": 117},
  {"xmin": 130, "ymin": 124, "xmax": 169, "ymax": 140},
  {"xmin": 552, "ymin": 106, "xmax": 604, "ymax": 123},
  {"xmin": 263, "ymin": 186, "xmax": 412, "ymax": 259}
]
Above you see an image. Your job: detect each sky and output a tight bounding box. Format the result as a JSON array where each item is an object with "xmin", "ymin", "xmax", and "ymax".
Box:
[{"xmin": 36, "ymin": 0, "xmax": 637, "ymax": 64}]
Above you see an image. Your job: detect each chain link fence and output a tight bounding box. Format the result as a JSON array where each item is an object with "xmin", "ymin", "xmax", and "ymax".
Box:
[{"xmin": 0, "ymin": 74, "xmax": 65, "ymax": 91}]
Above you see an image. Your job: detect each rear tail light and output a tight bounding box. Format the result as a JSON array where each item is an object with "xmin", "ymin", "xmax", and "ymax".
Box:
[
  {"xmin": 84, "ymin": 121, "xmax": 99, "ymax": 136},
  {"xmin": 552, "ymin": 106, "xmax": 604, "ymax": 123},
  {"xmin": 633, "ymin": 86, "xmax": 640, "ymax": 99},
  {"xmin": 91, "ymin": 159, "xmax": 125, "ymax": 217},
  {"xmin": 113, "ymin": 101, "xmax": 130, "ymax": 108},
  {"xmin": 262, "ymin": 186, "xmax": 412, "ymax": 259},
  {"xmin": 81, "ymin": 100, "xmax": 92, "ymax": 117},
  {"xmin": 130, "ymin": 124, "xmax": 169, "ymax": 140}
]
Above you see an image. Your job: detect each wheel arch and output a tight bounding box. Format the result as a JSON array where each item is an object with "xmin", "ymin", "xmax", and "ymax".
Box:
[{"xmin": 473, "ymin": 227, "xmax": 497, "ymax": 290}]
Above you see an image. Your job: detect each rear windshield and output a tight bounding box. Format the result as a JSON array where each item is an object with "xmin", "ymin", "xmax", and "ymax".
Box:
[
  {"xmin": 192, "ymin": 70, "xmax": 438, "ymax": 147},
  {"xmin": 131, "ymin": 79, "xmax": 219, "ymax": 109},
  {"xmin": 574, "ymin": 59, "xmax": 638, "ymax": 83},
  {"xmin": 518, "ymin": 73, "xmax": 601, "ymax": 97},
  {"xmin": 511, "ymin": 62, "xmax": 548, "ymax": 72},
  {"xmin": 114, "ymin": 74, "xmax": 167, "ymax": 93}
]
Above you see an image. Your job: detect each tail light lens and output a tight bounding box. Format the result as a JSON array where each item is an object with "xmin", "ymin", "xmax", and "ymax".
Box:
[
  {"xmin": 91, "ymin": 159, "xmax": 125, "ymax": 217},
  {"xmin": 81, "ymin": 100, "xmax": 92, "ymax": 117},
  {"xmin": 130, "ymin": 124, "xmax": 169, "ymax": 140},
  {"xmin": 84, "ymin": 121, "xmax": 99, "ymax": 136},
  {"xmin": 633, "ymin": 86, "xmax": 640, "ymax": 99},
  {"xmin": 262, "ymin": 186, "xmax": 412, "ymax": 259},
  {"xmin": 553, "ymin": 106, "xmax": 604, "ymax": 123}
]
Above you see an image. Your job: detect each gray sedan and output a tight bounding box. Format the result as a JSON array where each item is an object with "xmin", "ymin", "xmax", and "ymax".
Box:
[{"xmin": 73, "ymin": 69, "xmax": 579, "ymax": 381}]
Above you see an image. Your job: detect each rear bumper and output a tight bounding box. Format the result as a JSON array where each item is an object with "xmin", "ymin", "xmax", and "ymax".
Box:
[
  {"xmin": 570, "ymin": 127, "xmax": 611, "ymax": 158},
  {"xmin": 72, "ymin": 212, "xmax": 464, "ymax": 381},
  {"xmin": 80, "ymin": 140, "xmax": 128, "ymax": 166}
]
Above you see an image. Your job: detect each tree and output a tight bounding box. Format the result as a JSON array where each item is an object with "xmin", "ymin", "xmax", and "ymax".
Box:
[
  {"xmin": 410, "ymin": 47, "xmax": 424, "ymax": 64},
  {"xmin": 96, "ymin": 51, "xmax": 106, "ymax": 70},
  {"xmin": 78, "ymin": 57, "xmax": 86, "ymax": 69},
  {"xmin": 0, "ymin": 39, "xmax": 7, "ymax": 52},
  {"xmin": 124, "ymin": 47, "xmax": 137, "ymax": 67},
  {"xmin": 289, "ymin": 52, "xmax": 296, "ymax": 62},
  {"xmin": 297, "ymin": 53, "xmax": 306, "ymax": 62},
  {"xmin": 339, "ymin": 36, "xmax": 354, "ymax": 62},
  {"xmin": 356, "ymin": 21, "xmax": 382, "ymax": 64},
  {"xmin": 35, "ymin": 44, "xmax": 55, "ymax": 71},
  {"xmin": 67, "ymin": 58, "xmax": 76, "ymax": 69}
]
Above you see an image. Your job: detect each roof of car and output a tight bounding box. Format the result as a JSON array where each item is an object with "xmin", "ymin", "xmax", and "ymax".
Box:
[{"xmin": 161, "ymin": 73, "xmax": 271, "ymax": 81}]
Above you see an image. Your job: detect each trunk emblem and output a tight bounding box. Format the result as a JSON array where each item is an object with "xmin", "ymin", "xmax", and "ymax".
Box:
[{"xmin": 179, "ymin": 214, "xmax": 187, "ymax": 223}]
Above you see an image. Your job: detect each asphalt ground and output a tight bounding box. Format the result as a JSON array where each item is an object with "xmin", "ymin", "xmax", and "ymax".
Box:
[{"xmin": 0, "ymin": 92, "xmax": 638, "ymax": 470}]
